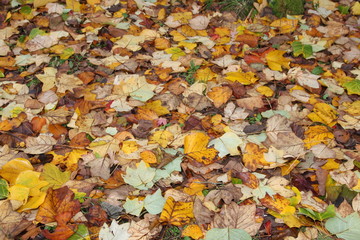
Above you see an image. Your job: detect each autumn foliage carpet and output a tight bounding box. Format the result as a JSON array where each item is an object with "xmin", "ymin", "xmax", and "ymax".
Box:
[{"xmin": 0, "ymin": 0, "xmax": 360, "ymax": 239}]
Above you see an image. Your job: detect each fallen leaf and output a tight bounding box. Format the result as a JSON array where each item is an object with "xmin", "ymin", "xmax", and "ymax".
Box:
[
  {"xmin": 159, "ymin": 197, "xmax": 194, "ymax": 226},
  {"xmin": 265, "ymin": 50, "xmax": 290, "ymax": 71},
  {"xmin": 207, "ymin": 86, "xmax": 232, "ymax": 108},
  {"xmin": 40, "ymin": 163, "xmax": 71, "ymax": 190},
  {"xmin": 242, "ymin": 143, "xmax": 269, "ymax": 171},
  {"xmin": 184, "ymin": 132, "xmax": 219, "ymax": 164},
  {"xmin": 211, "ymin": 203, "xmax": 262, "ymax": 236},
  {"xmin": 182, "ymin": 224, "xmax": 203, "ymax": 240}
]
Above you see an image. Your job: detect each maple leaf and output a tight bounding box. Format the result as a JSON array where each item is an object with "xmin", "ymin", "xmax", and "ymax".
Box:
[
  {"xmin": 184, "ymin": 132, "xmax": 219, "ymax": 165},
  {"xmin": 265, "ymin": 50, "xmax": 290, "ymax": 71}
]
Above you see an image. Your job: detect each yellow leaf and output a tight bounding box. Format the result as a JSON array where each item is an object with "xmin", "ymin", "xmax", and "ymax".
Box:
[
  {"xmin": 225, "ymin": 71, "xmax": 259, "ymax": 85},
  {"xmin": 40, "ymin": 163, "xmax": 71, "ymax": 190},
  {"xmin": 207, "ymin": 86, "xmax": 232, "ymax": 108},
  {"xmin": 66, "ymin": 0, "xmax": 81, "ymax": 12},
  {"xmin": 159, "ymin": 197, "xmax": 194, "ymax": 226},
  {"xmin": 87, "ymin": 0, "xmax": 100, "ymax": 5},
  {"xmin": 307, "ymin": 103, "xmax": 337, "ymax": 126},
  {"xmin": 0, "ymin": 158, "xmax": 33, "ymax": 185},
  {"xmin": 343, "ymin": 100, "xmax": 360, "ymax": 116},
  {"xmin": 18, "ymin": 192, "xmax": 47, "ymax": 212},
  {"xmin": 172, "ymin": 12, "xmax": 192, "ymax": 23},
  {"xmin": 170, "ymin": 31, "xmax": 187, "ymax": 41},
  {"xmin": 181, "ymin": 25, "xmax": 197, "ymax": 37},
  {"xmin": 158, "ymin": 8, "xmax": 166, "ymax": 20},
  {"xmin": 261, "ymin": 194, "xmax": 303, "ymax": 228},
  {"xmin": 141, "ymin": 100, "xmax": 170, "ymax": 116},
  {"xmin": 257, "ymin": 86, "xmax": 274, "ymax": 97},
  {"xmin": 265, "ymin": 50, "xmax": 290, "ymax": 71},
  {"xmin": 321, "ymin": 159, "xmax": 340, "ymax": 170},
  {"xmin": 352, "ymin": 2, "xmax": 360, "ymax": 15},
  {"xmin": 215, "ymin": 27, "xmax": 230, "ymax": 37},
  {"xmin": 281, "ymin": 160, "xmax": 300, "ymax": 176},
  {"xmin": 184, "ymin": 132, "xmax": 218, "ymax": 165},
  {"xmin": 15, "ymin": 170, "xmax": 48, "ymax": 197},
  {"xmin": 140, "ymin": 150, "xmax": 158, "ymax": 164},
  {"xmin": 195, "ymin": 68, "xmax": 217, "ymax": 82},
  {"xmin": 178, "ymin": 41, "xmax": 197, "ymax": 50},
  {"xmin": 242, "ymin": 143, "xmax": 269, "ymax": 171},
  {"xmin": 149, "ymin": 130, "xmax": 174, "ymax": 148},
  {"xmin": 183, "ymin": 181, "xmax": 206, "ymax": 196},
  {"xmin": 165, "ymin": 47, "xmax": 186, "ymax": 60},
  {"xmin": 303, "ymin": 125, "xmax": 334, "ymax": 149},
  {"xmin": 270, "ymin": 18, "xmax": 298, "ymax": 34},
  {"xmin": 182, "ymin": 224, "xmax": 204, "ymax": 240},
  {"xmin": 121, "ymin": 140, "xmax": 139, "ymax": 154},
  {"xmin": 50, "ymin": 149, "xmax": 88, "ymax": 171},
  {"xmin": 8, "ymin": 185, "xmax": 29, "ymax": 206},
  {"xmin": 154, "ymin": 38, "xmax": 171, "ymax": 50}
]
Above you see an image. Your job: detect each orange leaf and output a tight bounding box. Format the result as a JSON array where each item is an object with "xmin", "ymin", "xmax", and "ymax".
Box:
[
  {"xmin": 207, "ymin": 86, "xmax": 232, "ymax": 108},
  {"xmin": 31, "ymin": 117, "xmax": 47, "ymax": 133},
  {"xmin": 48, "ymin": 124, "xmax": 68, "ymax": 139},
  {"xmin": 69, "ymin": 132, "xmax": 91, "ymax": 148},
  {"xmin": 77, "ymin": 71, "xmax": 95, "ymax": 85},
  {"xmin": 242, "ymin": 143, "xmax": 269, "ymax": 171},
  {"xmin": 159, "ymin": 197, "xmax": 194, "ymax": 226},
  {"xmin": 0, "ymin": 120, "xmax": 13, "ymax": 131},
  {"xmin": 182, "ymin": 224, "xmax": 204, "ymax": 239},
  {"xmin": 36, "ymin": 186, "xmax": 81, "ymax": 224}
]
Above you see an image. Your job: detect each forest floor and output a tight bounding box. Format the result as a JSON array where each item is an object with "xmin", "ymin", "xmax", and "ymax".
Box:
[{"xmin": 0, "ymin": 0, "xmax": 360, "ymax": 239}]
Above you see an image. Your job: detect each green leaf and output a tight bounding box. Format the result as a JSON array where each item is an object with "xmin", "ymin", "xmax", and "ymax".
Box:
[
  {"xmin": 205, "ymin": 228, "xmax": 251, "ymax": 240},
  {"xmin": 29, "ymin": 28, "xmax": 46, "ymax": 39},
  {"xmin": 298, "ymin": 204, "xmax": 335, "ymax": 221},
  {"xmin": 20, "ymin": 5, "xmax": 32, "ymax": 15},
  {"xmin": 338, "ymin": 5, "xmax": 350, "ymax": 14},
  {"xmin": 0, "ymin": 179, "xmax": 9, "ymax": 199},
  {"xmin": 123, "ymin": 198, "xmax": 144, "ymax": 216},
  {"xmin": 292, "ymin": 41, "xmax": 313, "ymax": 59},
  {"xmin": 325, "ymin": 212, "xmax": 360, "ymax": 240},
  {"xmin": 312, "ymin": 66, "xmax": 325, "ymax": 75},
  {"xmin": 68, "ymin": 224, "xmax": 90, "ymax": 240},
  {"xmin": 40, "ymin": 163, "xmax": 71, "ymax": 191},
  {"xmin": 0, "ymin": 72, "xmax": 4, "ymax": 78},
  {"xmin": 231, "ymin": 178, "xmax": 242, "ymax": 184},
  {"xmin": 144, "ymin": 189, "xmax": 166, "ymax": 214},
  {"xmin": 123, "ymin": 161, "xmax": 156, "ymax": 190},
  {"xmin": 343, "ymin": 79, "xmax": 360, "ymax": 95}
]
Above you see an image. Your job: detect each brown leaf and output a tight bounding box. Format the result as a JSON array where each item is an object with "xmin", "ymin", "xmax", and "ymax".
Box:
[
  {"xmin": 211, "ymin": 202, "xmax": 262, "ymax": 236},
  {"xmin": 0, "ymin": 200, "xmax": 24, "ymax": 237},
  {"xmin": 24, "ymin": 135, "xmax": 57, "ymax": 154},
  {"xmin": 36, "ymin": 186, "xmax": 81, "ymax": 224},
  {"xmin": 236, "ymin": 96, "xmax": 264, "ymax": 111},
  {"xmin": 193, "ymin": 197, "xmax": 214, "ymax": 224}
]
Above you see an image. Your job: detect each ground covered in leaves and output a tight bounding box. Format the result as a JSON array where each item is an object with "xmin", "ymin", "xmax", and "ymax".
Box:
[{"xmin": 0, "ymin": 0, "xmax": 360, "ymax": 239}]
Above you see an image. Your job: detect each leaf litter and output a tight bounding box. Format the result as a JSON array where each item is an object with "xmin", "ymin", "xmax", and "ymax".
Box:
[{"xmin": 0, "ymin": 0, "xmax": 359, "ymax": 239}]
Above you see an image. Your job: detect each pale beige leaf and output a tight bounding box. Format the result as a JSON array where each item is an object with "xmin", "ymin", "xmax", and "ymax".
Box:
[
  {"xmin": 24, "ymin": 135, "xmax": 57, "ymax": 154},
  {"xmin": 211, "ymin": 203, "xmax": 262, "ymax": 236}
]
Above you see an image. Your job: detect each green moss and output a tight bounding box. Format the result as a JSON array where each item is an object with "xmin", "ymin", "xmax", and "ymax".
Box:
[{"xmin": 269, "ymin": 0, "xmax": 305, "ymax": 18}]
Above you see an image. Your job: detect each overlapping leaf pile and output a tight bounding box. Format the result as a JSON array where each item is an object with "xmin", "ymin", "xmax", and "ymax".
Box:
[{"xmin": 0, "ymin": 0, "xmax": 359, "ymax": 239}]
